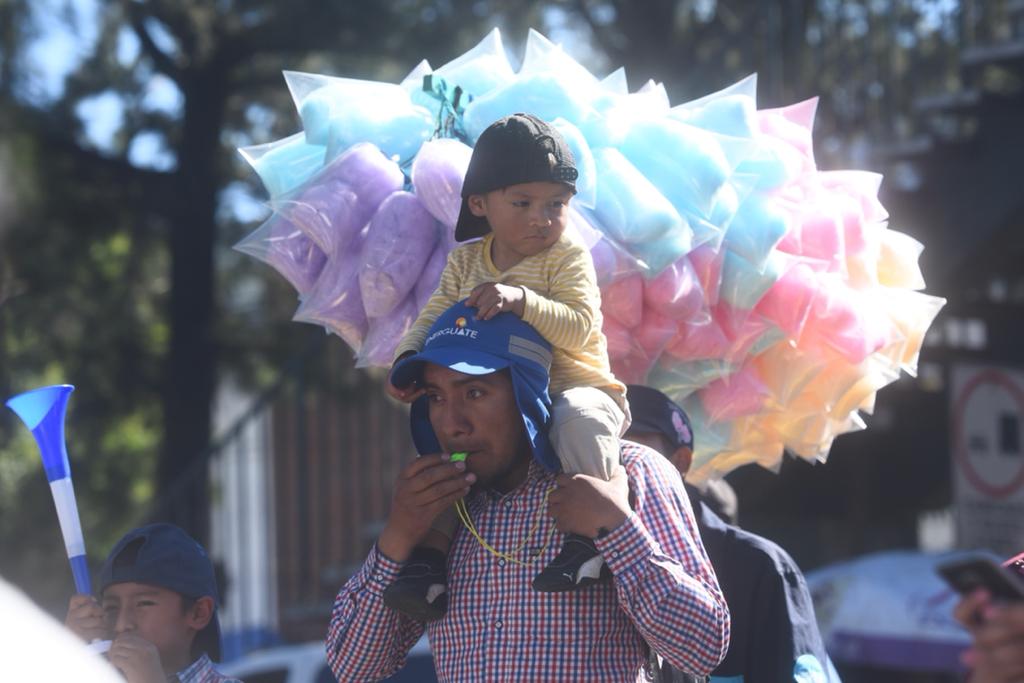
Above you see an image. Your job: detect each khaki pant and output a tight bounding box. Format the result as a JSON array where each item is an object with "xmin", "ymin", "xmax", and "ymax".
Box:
[{"xmin": 549, "ymin": 386, "xmax": 630, "ymax": 481}]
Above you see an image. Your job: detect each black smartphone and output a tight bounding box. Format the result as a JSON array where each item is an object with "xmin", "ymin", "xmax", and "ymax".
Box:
[{"xmin": 936, "ymin": 553, "xmax": 1024, "ymax": 602}]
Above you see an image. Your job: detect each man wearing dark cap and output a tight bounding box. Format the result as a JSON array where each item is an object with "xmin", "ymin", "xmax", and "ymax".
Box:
[
  {"xmin": 329, "ymin": 302, "xmax": 729, "ymax": 682},
  {"xmin": 64, "ymin": 523, "xmax": 238, "ymax": 683},
  {"xmin": 625, "ymin": 384, "xmax": 839, "ymax": 683}
]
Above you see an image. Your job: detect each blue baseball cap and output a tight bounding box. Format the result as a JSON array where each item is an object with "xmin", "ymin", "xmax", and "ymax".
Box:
[
  {"xmin": 98, "ymin": 523, "xmax": 222, "ymax": 661},
  {"xmin": 391, "ymin": 300, "xmax": 559, "ymax": 472}
]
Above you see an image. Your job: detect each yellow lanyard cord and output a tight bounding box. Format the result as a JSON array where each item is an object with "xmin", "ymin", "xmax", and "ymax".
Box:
[{"xmin": 454, "ymin": 487, "xmax": 557, "ymax": 566}]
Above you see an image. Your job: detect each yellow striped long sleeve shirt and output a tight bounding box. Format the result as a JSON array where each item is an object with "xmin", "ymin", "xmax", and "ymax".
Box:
[{"xmin": 395, "ymin": 231, "xmax": 625, "ymax": 403}]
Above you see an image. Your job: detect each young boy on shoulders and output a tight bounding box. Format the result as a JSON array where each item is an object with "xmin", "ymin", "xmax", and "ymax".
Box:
[
  {"xmin": 65, "ymin": 523, "xmax": 240, "ymax": 683},
  {"xmin": 385, "ymin": 112, "xmax": 630, "ymax": 620}
]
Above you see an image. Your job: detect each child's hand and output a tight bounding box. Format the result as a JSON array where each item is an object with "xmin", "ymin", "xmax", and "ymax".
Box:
[
  {"xmin": 386, "ymin": 377, "xmax": 424, "ymax": 403},
  {"xmin": 65, "ymin": 594, "xmax": 107, "ymax": 642},
  {"xmin": 547, "ymin": 467, "xmax": 630, "ymax": 538},
  {"xmin": 467, "ymin": 282, "xmax": 525, "ymax": 320},
  {"xmin": 386, "ymin": 352, "xmax": 424, "ymax": 403},
  {"xmin": 108, "ymin": 633, "xmax": 165, "ymax": 683}
]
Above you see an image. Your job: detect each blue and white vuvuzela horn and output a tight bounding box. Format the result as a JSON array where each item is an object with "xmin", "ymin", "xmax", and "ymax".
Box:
[{"xmin": 6, "ymin": 384, "xmax": 92, "ymax": 594}]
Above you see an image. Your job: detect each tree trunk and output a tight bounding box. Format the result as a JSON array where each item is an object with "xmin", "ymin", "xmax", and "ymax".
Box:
[{"xmin": 157, "ymin": 60, "xmax": 228, "ymax": 545}]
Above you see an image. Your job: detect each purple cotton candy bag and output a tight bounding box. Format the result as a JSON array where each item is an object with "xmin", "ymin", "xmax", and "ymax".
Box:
[
  {"xmin": 359, "ymin": 191, "xmax": 439, "ymax": 317},
  {"xmin": 292, "ymin": 231, "xmax": 368, "ymax": 350},
  {"xmin": 358, "ymin": 295, "xmax": 419, "ymax": 367},
  {"xmin": 411, "ymin": 138, "xmax": 473, "ymax": 233},
  {"xmin": 414, "ymin": 243, "xmax": 448, "ymax": 311},
  {"xmin": 233, "ymin": 215, "xmax": 327, "ymax": 295},
  {"xmin": 275, "ymin": 143, "xmax": 404, "ymax": 255}
]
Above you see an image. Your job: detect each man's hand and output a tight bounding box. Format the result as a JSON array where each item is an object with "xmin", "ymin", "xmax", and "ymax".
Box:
[
  {"xmin": 108, "ymin": 633, "xmax": 165, "ymax": 683},
  {"xmin": 64, "ymin": 594, "xmax": 106, "ymax": 642},
  {"xmin": 466, "ymin": 282, "xmax": 525, "ymax": 320},
  {"xmin": 385, "ymin": 352, "xmax": 424, "ymax": 403},
  {"xmin": 378, "ymin": 454, "xmax": 476, "ymax": 562},
  {"xmin": 956, "ymin": 589, "xmax": 1024, "ymax": 682},
  {"xmin": 547, "ymin": 467, "xmax": 630, "ymax": 538}
]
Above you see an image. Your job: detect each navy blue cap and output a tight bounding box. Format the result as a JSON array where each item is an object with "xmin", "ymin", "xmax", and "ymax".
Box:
[
  {"xmin": 99, "ymin": 523, "xmax": 222, "ymax": 661},
  {"xmin": 392, "ymin": 300, "xmax": 559, "ymax": 472},
  {"xmin": 625, "ymin": 384, "xmax": 694, "ymax": 450}
]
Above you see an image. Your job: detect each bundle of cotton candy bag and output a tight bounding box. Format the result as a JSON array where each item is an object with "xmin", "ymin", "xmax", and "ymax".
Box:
[{"xmin": 235, "ymin": 28, "xmax": 945, "ymax": 486}]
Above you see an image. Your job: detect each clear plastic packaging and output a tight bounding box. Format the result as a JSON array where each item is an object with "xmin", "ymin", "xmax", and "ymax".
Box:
[
  {"xmin": 238, "ymin": 133, "xmax": 326, "ymax": 198},
  {"xmin": 233, "ymin": 215, "xmax": 327, "ymax": 295},
  {"xmin": 272, "ymin": 143, "xmax": 403, "ymax": 256},
  {"xmin": 292, "ymin": 231, "xmax": 368, "ymax": 351},
  {"xmin": 359, "ymin": 191, "xmax": 439, "ymax": 318}
]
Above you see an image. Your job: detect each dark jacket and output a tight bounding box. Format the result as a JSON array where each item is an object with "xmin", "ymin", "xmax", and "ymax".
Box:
[{"xmin": 659, "ymin": 486, "xmax": 831, "ymax": 683}]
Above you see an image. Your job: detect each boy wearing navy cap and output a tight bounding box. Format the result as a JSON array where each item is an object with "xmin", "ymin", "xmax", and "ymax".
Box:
[
  {"xmin": 385, "ymin": 113, "xmax": 631, "ymax": 619},
  {"xmin": 64, "ymin": 523, "xmax": 240, "ymax": 683}
]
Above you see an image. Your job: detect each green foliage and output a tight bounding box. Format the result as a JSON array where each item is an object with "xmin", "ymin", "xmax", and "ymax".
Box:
[{"xmin": 0, "ymin": 0, "xmax": 550, "ymax": 610}]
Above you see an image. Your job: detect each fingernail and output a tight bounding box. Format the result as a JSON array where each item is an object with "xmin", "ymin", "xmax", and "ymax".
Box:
[
  {"xmin": 465, "ymin": 473, "xmax": 476, "ymax": 483},
  {"xmin": 454, "ymin": 461, "xmax": 465, "ymax": 471}
]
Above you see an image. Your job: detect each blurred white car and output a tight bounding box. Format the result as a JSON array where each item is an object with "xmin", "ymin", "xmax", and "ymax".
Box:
[{"xmin": 221, "ymin": 636, "xmax": 437, "ymax": 683}]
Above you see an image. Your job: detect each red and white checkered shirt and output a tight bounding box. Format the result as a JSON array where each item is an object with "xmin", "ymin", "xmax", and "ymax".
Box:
[
  {"xmin": 326, "ymin": 441, "xmax": 730, "ymax": 682},
  {"xmin": 175, "ymin": 654, "xmax": 241, "ymax": 683}
]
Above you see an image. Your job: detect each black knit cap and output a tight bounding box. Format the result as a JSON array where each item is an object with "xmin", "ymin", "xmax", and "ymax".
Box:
[{"xmin": 454, "ymin": 113, "xmax": 578, "ymax": 242}]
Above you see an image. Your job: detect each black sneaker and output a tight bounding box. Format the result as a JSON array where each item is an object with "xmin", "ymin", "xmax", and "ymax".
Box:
[
  {"xmin": 383, "ymin": 547, "xmax": 449, "ymax": 621},
  {"xmin": 531, "ymin": 533, "xmax": 611, "ymax": 593}
]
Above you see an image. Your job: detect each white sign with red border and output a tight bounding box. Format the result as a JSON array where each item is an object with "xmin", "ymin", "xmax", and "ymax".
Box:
[{"xmin": 951, "ymin": 364, "xmax": 1024, "ymax": 556}]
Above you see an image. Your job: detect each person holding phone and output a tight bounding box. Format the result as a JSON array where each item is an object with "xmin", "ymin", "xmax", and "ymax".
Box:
[{"xmin": 952, "ymin": 550, "xmax": 1024, "ymax": 682}]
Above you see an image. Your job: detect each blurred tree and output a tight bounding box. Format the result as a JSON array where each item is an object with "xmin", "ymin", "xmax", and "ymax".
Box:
[
  {"xmin": 553, "ymin": 0, "xmax": 968, "ymax": 168},
  {"xmin": 0, "ymin": 0, "xmax": 545, "ymax": 606}
]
